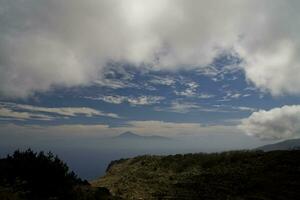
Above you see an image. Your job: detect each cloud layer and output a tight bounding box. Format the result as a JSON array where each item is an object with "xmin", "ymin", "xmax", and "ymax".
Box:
[
  {"xmin": 0, "ymin": 120, "xmax": 242, "ymax": 138},
  {"xmin": 85, "ymin": 95, "xmax": 164, "ymax": 106},
  {"xmin": 1, "ymin": 0, "xmax": 300, "ymax": 97},
  {"xmin": 0, "ymin": 102, "xmax": 119, "ymax": 120},
  {"xmin": 239, "ymin": 105, "xmax": 300, "ymax": 140}
]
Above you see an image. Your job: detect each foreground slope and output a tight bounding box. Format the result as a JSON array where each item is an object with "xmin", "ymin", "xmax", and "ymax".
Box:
[{"xmin": 93, "ymin": 150, "xmax": 300, "ymax": 200}]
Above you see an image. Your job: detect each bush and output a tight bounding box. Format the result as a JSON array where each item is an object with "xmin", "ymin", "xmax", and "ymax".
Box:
[{"xmin": 0, "ymin": 149, "xmax": 117, "ymax": 200}]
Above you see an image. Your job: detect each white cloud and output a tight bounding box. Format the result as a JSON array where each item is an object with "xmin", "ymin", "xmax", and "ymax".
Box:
[
  {"xmin": 127, "ymin": 96, "xmax": 164, "ymax": 105},
  {"xmin": 239, "ymin": 105, "xmax": 300, "ymax": 140},
  {"xmin": 93, "ymin": 73, "xmax": 139, "ymax": 89},
  {"xmin": 0, "ymin": 107, "xmax": 54, "ymax": 121},
  {"xmin": 86, "ymin": 95, "xmax": 126, "ymax": 104},
  {"xmin": 1, "ymin": 0, "xmax": 300, "ymax": 97},
  {"xmin": 174, "ymin": 81, "xmax": 199, "ymax": 97},
  {"xmin": 19, "ymin": 104, "xmax": 119, "ymax": 118},
  {"xmin": 196, "ymin": 66, "xmax": 219, "ymax": 77},
  {"xmin": 155, "ymin": 101, "xmax": 250, "ymax": 113},
  {"xmin": 156, "ymin": 101, "xmax": 201, "ymax": 113},
  {"xmin": 213, "ymin": 105, "xmax": 257, "ymax": 113},
  {"xmin": 236, "ymin": 106, "xmax": 257, "ymax": 112},
  {"xmin": 218, "ymin": 90, "xmax": 242, "ymax": 101},
  {"xmin": 93, "ymin": 79, "xmax": 130, "ymax": 89},
  {"xmin": 198, "ymin": 93, "xmax": 215, "ymax": 99},
  {"xmin": 149, "ymin": 75, "xmax": 176, "ymax": 86},
  {"xmin": 174, "ymin": 89, "xmax": 196, "ymax": 97},
  {"xmin": 231, "ymin": 93, "xmax": 241, "ymax": 99},
  {"xmin": 196, "ymin": 58, "xmax": 242, "ymax": 82},
  {"xmin": 126, "ymin": 120, "xmax": 238, "ymax": 137},
  {"xmin": 86, "ymin": 95, "xmax": 164, "ymax": 106},
  {"xmin": 0, "ymin": 102, "xmax": 119, "ymax": 120}
]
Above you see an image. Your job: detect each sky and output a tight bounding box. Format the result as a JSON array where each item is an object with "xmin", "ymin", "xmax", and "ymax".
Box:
[{"xmin": 1, "ymin": 0, "xmax": 300, "ymax": 178}]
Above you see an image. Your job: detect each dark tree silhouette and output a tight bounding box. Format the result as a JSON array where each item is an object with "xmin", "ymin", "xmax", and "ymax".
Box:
[{"xmin": 0, "ymin": 149, "xmax": 117, "ymax": 200}]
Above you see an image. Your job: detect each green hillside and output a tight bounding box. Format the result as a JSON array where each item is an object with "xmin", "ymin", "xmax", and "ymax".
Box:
[{"xmin": 93, "ymin": 150, "xmax": 300, "ymax": 200}]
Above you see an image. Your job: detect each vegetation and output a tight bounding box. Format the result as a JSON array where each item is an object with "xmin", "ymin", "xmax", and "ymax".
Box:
[
  {"xmin": 2, "ymin": 149, "xmax": 300, "ymax": 199},
  {"xmin": 93, "ymin": 150, "xmax": 300, "ymax": 200},
  {"xmin": 0, "ymin": 149, "xmax": 119, "ymax": 200}
]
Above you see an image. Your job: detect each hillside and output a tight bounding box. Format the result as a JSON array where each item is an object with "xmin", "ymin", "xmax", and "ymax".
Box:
[
  {"xmin": 92, "ymin": 150, "xmax": 300, "ymax": 200},
  {"xmin": 257, "ymin": 138, "xmax": 300, "ymax": 151}
]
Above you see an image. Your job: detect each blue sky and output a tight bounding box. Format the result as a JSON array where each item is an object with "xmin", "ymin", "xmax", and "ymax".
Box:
[{"xmin": 1, "ymin": 52, "xmax": 299, "ymax": 140}]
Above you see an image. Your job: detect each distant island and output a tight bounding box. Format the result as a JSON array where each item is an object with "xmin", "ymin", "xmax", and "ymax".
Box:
[
  {"xmin": 115, "ymin": 131, "xmax": 169, "ymax": 140},
  {"xmin": 257, "ymin": 138, "xmax": 300, "ymax": 151}
]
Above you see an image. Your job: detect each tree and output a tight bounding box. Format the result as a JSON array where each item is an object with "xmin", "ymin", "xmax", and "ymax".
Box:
[{"xmin": 0, "ymin": 149, "xmax": 84, "ymax": 200}]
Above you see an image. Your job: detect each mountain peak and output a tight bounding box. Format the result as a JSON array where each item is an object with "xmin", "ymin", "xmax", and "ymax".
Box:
[
  {"xmin": 116, "ymin": 132, "xmax": 169, "ymax": 140},
  {"xmin": 117, "ymin": 131, "xmax": 142, "ymax": 138}
]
